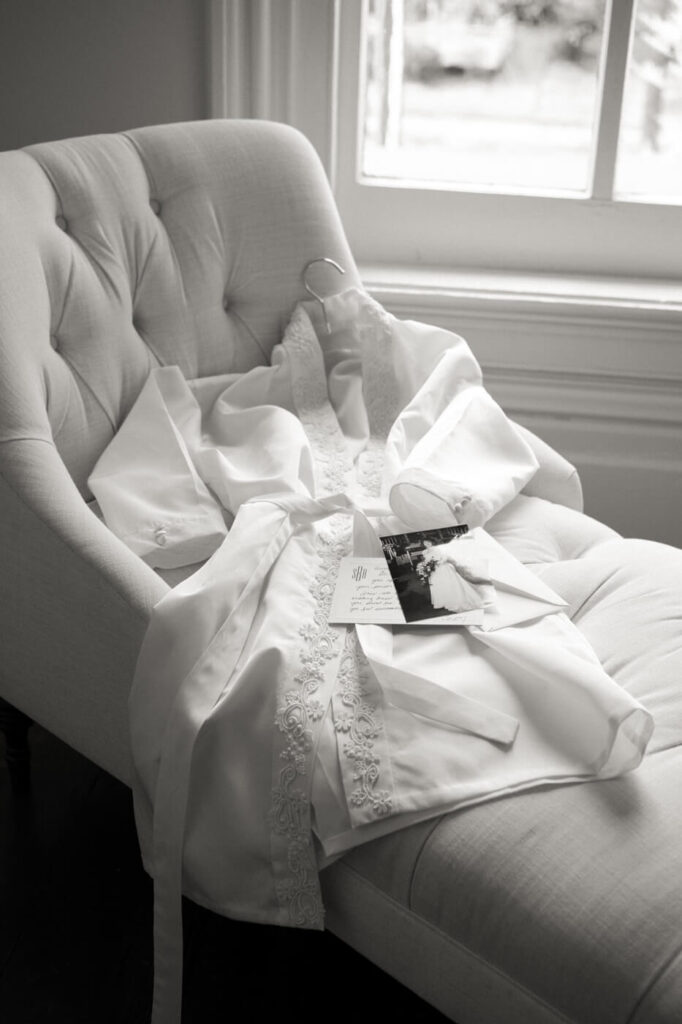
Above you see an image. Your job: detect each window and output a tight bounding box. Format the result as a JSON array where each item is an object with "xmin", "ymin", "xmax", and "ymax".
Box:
[
  {"xmin": 209, "ymin": 0, "xmax": 681, "ymax": 279},
  {"xmin": 361, "ymin": 0, "xmax": 609, "ymax": 195},
  {"xmin": 360, "ymin": 1, "xmax": 682, "ymax": 201},
  {"xmin": 616, "ymin": 0, "xmax": 682, "ymax": 200},
  {"xmin": 331, "ymin": 0, "xmax": 682, "ymax": 277},
  {"xmin": 209, "ymin": 0, "xmax": 682, "ymax": 547}
]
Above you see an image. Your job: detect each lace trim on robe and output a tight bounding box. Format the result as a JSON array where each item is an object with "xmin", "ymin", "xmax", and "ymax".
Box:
[
  {"xmin": 334, "ymin": 630, "xmax": 393, "ymax": 818},
  {"xmin": 353, "ymin": 295, "xmax": 399, "ymax": 502},
  {"xmin": 331, "ymin": 294, "xmax": 398, "ymax": 825},
  {"xmin": 268, "ymin": 306, "xmax": 352, "ymax": 926}
]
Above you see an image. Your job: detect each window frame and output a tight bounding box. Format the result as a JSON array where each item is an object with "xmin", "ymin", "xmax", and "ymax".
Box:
[{"xmin": 331, "ymin": 0, "xmax": 682, "ymax": 279}]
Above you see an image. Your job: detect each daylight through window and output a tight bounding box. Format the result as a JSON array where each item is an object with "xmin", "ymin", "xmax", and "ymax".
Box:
[{"xmin": 360, "ymin": 0, "xmax": 682, "ymax": 203}]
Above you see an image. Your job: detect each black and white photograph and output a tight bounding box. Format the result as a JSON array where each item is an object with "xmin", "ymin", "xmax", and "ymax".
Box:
[
  {"xmin": 380, "ymin": 525, "xmax": 478, "ymax": 621},
  {"xmin": 1, "ymin": 2, "xmax": 681, "ymax": 1024}
]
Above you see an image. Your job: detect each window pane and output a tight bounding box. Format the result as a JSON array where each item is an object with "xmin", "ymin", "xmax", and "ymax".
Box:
[
  {"xmin": 361, "ymin": 0, "xmax": 607, "ymax": 194},
  {"xmin": 614, "ymin": 0, "xmax": 682, "ymax": 202}
]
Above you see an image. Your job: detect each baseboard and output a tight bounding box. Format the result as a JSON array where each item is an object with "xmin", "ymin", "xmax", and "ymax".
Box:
[{"xmin": 363, "ymin": 269, "xmax": 682, "ymax": 547}]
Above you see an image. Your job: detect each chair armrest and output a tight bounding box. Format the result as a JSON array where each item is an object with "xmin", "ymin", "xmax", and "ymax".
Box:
[{"xmin": 0, "ymin": 438, "xmax": 167, "ymax": 784}]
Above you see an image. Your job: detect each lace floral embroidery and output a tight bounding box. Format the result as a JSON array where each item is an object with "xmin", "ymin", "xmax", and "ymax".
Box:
[
  {"xmin": 269, "ymin": 524, "xmax": 349, "ymax": 927},
  {"xmin": 323, "ymin": 295, "xmax": 398, "ymax": 822},
  {"xmin": 334, "ymin": 631, "xmax": 392, "ymax": 818},
  {"xmin": 352, "ymin": 293, "xmax": 402, "ymax": 501},
  {"xmin": 355, "ymin": 293, "xmax": 402, "ymax": 443},
  {"xmin": 268, "ymin": 305, "xmax": 353, "ymax": 926},
  {"xmin": 269, "ymin": 299, "xmax": 402, "ymax": 920},
  {"xmin": 284, "ymin": 305, "xmax": 350, "ymax": 496}
]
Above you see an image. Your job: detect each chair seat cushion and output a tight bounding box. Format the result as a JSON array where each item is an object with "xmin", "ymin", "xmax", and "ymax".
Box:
[{"xmin": 326, "ymin": 496, "xmax": 682, "ymax": 1024}]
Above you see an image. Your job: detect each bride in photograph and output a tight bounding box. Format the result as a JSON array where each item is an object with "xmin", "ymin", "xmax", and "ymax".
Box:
[{"xmin": 419, "ymin": 540, "xmax": 489, "ymax": 614}]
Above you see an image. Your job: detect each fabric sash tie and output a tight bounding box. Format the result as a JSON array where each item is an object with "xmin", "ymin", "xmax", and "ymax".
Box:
[{"xmin": 141, "ymin": 489, "xmax": 519, "ymax": 1024}]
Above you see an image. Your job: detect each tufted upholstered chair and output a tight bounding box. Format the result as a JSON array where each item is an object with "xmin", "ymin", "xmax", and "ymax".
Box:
[
  {"xmin": 0, "ymin": 119, "xmax": 358, "ymax": 781},
  {"xmin": 2, "ymin": 120, "xmax": 682, "ymax": 1024}
]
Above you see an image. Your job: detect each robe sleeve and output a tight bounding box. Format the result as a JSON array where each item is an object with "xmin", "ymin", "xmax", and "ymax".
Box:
[
  {"xmin": 89, "ymin": 356, "xmax": 317, "ymax": 570},
  {"xmin": 88, "ymin": 367, "xmax": 228, "ymax": 570},
  {"xmin": 385, "ymin": 369, "xmax": 539, "ymax": 530}
]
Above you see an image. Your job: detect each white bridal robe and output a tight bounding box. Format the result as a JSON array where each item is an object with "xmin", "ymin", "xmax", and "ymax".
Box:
[{"xmin": 89, "ymin": 287, "xmax": 654, "ymax": 1024}]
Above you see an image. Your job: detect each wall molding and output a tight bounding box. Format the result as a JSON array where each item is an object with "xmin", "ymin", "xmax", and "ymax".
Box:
[
  {"xmin": 365, "ymin": 268, "xmax": 682, "ymax": 432},
  {"xmin": 365, "ymin": 269, "xmax": 682, "ymax": 544},
  {"xmin": 364, "ymin": 267, "xmax": 682, "ymax": 376}
]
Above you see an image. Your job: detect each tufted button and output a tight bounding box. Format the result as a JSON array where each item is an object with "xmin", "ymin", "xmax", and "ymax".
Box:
[
  {"xmin": 154, "ymin": 526, "xmax": 168, "ymax": 547},
  {"xmin": 223, "ymin": 295, "xmax": 231, "ymax": 312},
  {"xmin": 150, "ymin": 198, "xmax": 161, "ymax": 215},
  {"xmin": 55, "ymin": 215, "xmax": 67, "ymax": 231}
]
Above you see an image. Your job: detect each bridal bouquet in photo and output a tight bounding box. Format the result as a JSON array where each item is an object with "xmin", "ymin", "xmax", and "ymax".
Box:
[{"xmin": 416, "ymin": 551, "xmax": 439, "ymax": 583}]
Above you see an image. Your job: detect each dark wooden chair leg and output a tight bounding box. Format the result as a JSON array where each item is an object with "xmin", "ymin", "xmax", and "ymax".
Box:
[{"xmin": 0, "ymin": 696, "xmax": 33, "ymax": 794}]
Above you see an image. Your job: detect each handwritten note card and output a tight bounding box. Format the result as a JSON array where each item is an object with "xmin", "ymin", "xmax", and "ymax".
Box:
[
  {"xmin": 329, "ymin": 558, "xmax": 403, "ymax": 624},
  {"xmin": 329, "ymin": 557, "xmax": 486, "ymax": 627}
]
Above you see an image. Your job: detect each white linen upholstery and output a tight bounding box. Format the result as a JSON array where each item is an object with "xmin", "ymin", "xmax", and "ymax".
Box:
[
  {"xmin": 325, "ymin": 498, "xmax": 682, "ymax": 1023},
  {"xmin": 0, "ymin": 119, "xmax": 358, "ymax": 778},
  {"xmin": 1, "ymin": 120, "xmax": 680, "ymax": 1024}
]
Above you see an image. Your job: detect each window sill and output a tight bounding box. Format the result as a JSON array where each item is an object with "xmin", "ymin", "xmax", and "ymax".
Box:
[
  {"xmin": 360, "ymin": 263, "xmax": 682, "ymax": 319},
  {"xmin": 360, "ymin": 261, "xmax": 682, "ymax": 387}
]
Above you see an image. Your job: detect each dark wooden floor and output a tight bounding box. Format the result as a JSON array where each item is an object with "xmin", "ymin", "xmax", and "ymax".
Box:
[{"xmin": 0, "ymin": 724, "xmax": 449, "ymax": 1024}]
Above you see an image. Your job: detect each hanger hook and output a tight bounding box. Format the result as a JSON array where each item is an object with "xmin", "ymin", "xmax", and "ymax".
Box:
[{"xmin": 302, "ymin": 257, "xmax": 345, "ymax": 333}]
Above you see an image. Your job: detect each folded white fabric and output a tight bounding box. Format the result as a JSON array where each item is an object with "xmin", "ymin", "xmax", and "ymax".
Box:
[
  {"xmin": 88, "ymin": 368, "xmax": 228, "ymax": 569},
  {"xmin": 102, "ymin": 289, "xmax": 654, "ymax": 1024},
  {"xmin": 389, "ymin": 384, "xmax": 539, "ymax": 530}
]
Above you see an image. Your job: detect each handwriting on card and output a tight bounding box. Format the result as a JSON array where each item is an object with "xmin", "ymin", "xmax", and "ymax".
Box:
[
  {"xmin": 329, "ymin": 558, "xmax": 402, "ymax": 624},
  {"xmin": 329, "ymin": 557, "xmax": 486, "ymax": 627}
]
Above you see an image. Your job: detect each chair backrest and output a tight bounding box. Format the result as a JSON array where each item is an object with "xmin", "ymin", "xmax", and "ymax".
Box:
[{"xmin": 0, "ymin": 119, "xmax": 358, "ymax": 496}]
